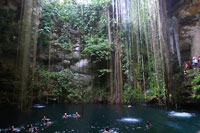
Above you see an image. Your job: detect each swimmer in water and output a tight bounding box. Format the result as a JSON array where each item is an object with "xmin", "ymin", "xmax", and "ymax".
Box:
[
  {"xmin": 128, "ymin": 105, "xmax": 132, "ymax": 108},
  {"xmin": 33, "ymin": 127, "xmax": 37, "ymax": 133},
  {"xmin": 42, "ymin": 116, "xmax": 49, "ymax": 124},
  {"xmin": 45, "ymin": 119, "xmax": 49, "ymax": 124},
  {"xmin": 42, "ymin": 116, "xmax": 52, "ymax": 126},
  {"xmin": 76, "ymin": 112, "xmax": 80, "ymax": 118},
  {"xmin": 146, "ymin": 121, "xmax": 152, "ymax": 128},
  {"xmin": 42, "ymin": 116, "xmax": 46, "ymax": 121},
  {"xmin": 28, "ymin": 124, "xmax": 33, "ymax": 132},
  {"xmin": 10, "ymin": 126, "xmax": 20, "ymax": 132},
  {"xmin": 103, "ymin": 128, "xmax": 110, "ymax": 133},
  {"xmin": 10, "ymin": 126, "xmax": 15, "ymax": 131},
  {"xmin": 63, "ymin": 113, "xmax": 68, "ymax": 118}
]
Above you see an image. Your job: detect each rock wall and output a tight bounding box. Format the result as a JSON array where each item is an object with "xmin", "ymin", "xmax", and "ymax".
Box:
[
  {"xmin": 0, "ymin": 0, "xmax": 98, "ymax": 104},
  {"xmin": 178, "ymin": 0, "xmax": 200, "ymax": 61},
  {"xmin": 168, "ymin": 0, "xmax": 200, "ymax": 106},
  {"xmin": 0, "ymin": 0, "xmax": 22, "ymax": 103},
  {"xmin": 164, "ymin": 0, "xmax": 198, "ymax": 107},
  {"xmin": 37, "ymin": 41, "xmax": 94, "ymax": 101}
]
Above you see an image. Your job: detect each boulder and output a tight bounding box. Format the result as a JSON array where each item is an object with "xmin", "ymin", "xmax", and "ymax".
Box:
[
  {"xmin": 63, "ymin": 60, "xmax": 70, "ymax": 68},
  {"xmin": 72, "ymin": 73, "xmax": 93, "ymax": 87},
  {"xmin": 70, "ymin": 59, "xmax": 90, "ymax": 74},
  {"xmin": 50, "ymin": 63, "xmax": 64, "ymax": 72},
  {"xmin": 64, "ymin": 53, "xmax": 73, "ymax": 61},
  {"xmin": 50, "ymin": 51, "xmax": 64, "ymax": 63}
]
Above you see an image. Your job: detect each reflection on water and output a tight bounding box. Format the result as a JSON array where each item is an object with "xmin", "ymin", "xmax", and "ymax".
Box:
[
  {"xmin": 33, "ymin": 104, "xmax": 46, "ymax": 109},
  {"xmin": 118, "ymin": 118, "xmax": 142, "ymax": 123},
  {"xmin": 168, "ymin": 111, "xmax": 194, "ymax": 118},
  {"xmin": 0, "ymin": 104, "xmax": 200, "ymax": 133}
]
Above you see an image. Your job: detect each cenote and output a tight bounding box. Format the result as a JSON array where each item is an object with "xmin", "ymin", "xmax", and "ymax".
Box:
[
  {"xmin": 1, "ymin": 104, "xmax": 200, "ymax": 133},
  {"xmin": 1, "ymin": 0, "xmax": 200, "ymax": 132}
]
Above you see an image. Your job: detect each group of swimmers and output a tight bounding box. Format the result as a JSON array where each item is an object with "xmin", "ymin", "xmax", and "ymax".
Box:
[
  {"xmin": 63, "ymin": 112, "xmax": 80, "ymax": 119},
  {"xmin": 8, "ymin": 112, "xmax": 81, "ymax": 132},
  {"xmin": 7, "ymin": 109, "xmax": 151, "ymax": 133},
  {"xmin": 8, "ymin": 126, "xmax": 21, "ymax": 132},
  {"xmin": 28, "ymin": 125, "xmax": 37, "ymax": 133}
]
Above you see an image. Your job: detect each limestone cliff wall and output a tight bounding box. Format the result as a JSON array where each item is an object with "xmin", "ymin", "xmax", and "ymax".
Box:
[
  {"xmin": 167, "ymin": 0, "xmax": 200, "ymax": 106},
  {"xmin": 178, "ymin": 0, "xmax": 200, "ymax": 61}
]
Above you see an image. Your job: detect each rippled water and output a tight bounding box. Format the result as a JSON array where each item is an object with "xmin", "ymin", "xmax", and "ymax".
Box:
[{"xmin": 0, "ymin": 104, "xmax": 200, "ymax": 133}]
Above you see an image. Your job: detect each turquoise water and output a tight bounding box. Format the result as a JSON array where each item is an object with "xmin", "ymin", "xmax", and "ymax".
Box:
[{"xmin": 0, "ymin": 104, "xmax": 200, "ymax": 133}]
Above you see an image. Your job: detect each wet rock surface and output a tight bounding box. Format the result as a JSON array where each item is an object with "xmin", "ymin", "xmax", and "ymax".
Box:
[
  {"xmin": 178, "ymin": 1, "xmax": 200, "ymax": 61},
  {"xmin": 36, "ymin": 40, "xmax": 93, "ymax": 99}
]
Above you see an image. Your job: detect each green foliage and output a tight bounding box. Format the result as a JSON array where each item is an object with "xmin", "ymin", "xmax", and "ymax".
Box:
[
  {"xmin": 98, "ymin": 69, "xmax": 111, "ymax": 77},
  {"xmin": 36, "ymin": 0, "xmax": 112, "ymax": 103},
  {"xmin": 35, "ymin": 66, "xmax": 111, "ymax": 103},
  {"xmin": 83, "ymin": 87, "xmax": 109, "ymax": 102},
  {"xmin": 39, "ymin": 0, "xmax": 108, "ymax": 45},
  {"xmin": 35, "ymin": 66, "xmax": 83, "ymax": 102},
  {"xmin": 123, "ymin": 84, "xmax": 144, "ymax": 103},
  {"xmin": 38, "ymin": 0, "xmax": 110, "ymax": 74},
  {"xmin": 146, "ymin": 74, "xmax": 162, "ymax": 99},
  {"xmin": 39, "ymin": 0, "xmax": 61, "ymax": 45},
  {"xmin": 192, "ymin": 72, "xmax": 200, "ymax": 99},
  {"xmin": 67, "ymin": 88, "xmax": 82, "ymax": 103},
  {"xmin": 82, "ymin": 36, "xmax": 112, "ymax": 63}
]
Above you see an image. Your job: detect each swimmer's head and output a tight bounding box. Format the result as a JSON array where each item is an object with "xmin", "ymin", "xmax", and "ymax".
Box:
[
  {"xmin": 29, "ymin": 124, "xmax": 33, "ymax": 128},
  {"xmin": 11, "ymin": 126, "xmax": 14, "ymax": 130},
  {"xmin": 106, "ymin": 128, "xmax": 109, "ymax": 131},
  {"xmin": 146, "ymin": 121, "xmax": 151, "ymax": 127}
]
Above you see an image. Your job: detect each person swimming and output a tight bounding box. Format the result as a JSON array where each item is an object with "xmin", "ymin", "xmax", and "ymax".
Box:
[
  {"xmin": 103, "ymin": 128, "xmax": 110, "ymax": 133},
  {"xmin": 63, "ymin": 113, "xmax": 68, "ymax": 118},
  {"xmin": 128, "ymin": 105, "xmax": 132, "ymax": 108},
  {"xmin": 28, "ymin": 124, "xmax": 33, "ymax": 132},
  {"xmin": 33, "ymin": 127, "xmax": 37, "ymax": 133},
  {"xmin": 146, "ymin": 121, "xmax": 152, "ymax": 128},
  {"xmin": 10, "ymin": 126, "xmax": 15, "ymax": 131},
  {"xmin": 42, "ymin": 116, "xmax": 50, "ymax": 124},
  {"xmin": 9, "ymin": 126, "xmax": 20, "ymax": 132},
  {"xmin": 42, "ymin": 116, "xmax": 53, "ymax": 126},
  {"xmin": 75, "ymin": 112, "xmax": 80, "ymax": 118},
  {"xmin": 42, "ymin": 116, "xmax": 46, "ymax": 121}
]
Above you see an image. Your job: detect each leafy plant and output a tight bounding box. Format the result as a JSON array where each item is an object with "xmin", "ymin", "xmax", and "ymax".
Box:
[
  {"xmin": 36, "ymin": 0, "xmax": 112, "ymax": 103},
  {"xmin": 123, "ymin": 83, "xmax": 143, "ymax": 103},
  {"xmin": 192, "ymin": 72, "xmax": 200, "ymax": 99},
  {"xmin": 82, "ymin": 35, "xmax": 112, "ymax": 63},
  {"xmin": 98, "ymin": 69, "xmax": 111, "ymax": 77}
]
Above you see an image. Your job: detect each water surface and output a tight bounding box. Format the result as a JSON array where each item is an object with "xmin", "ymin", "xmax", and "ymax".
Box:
[{"xmin": 0, "ymin": 104, "xmax": 200, "ymax": 133}]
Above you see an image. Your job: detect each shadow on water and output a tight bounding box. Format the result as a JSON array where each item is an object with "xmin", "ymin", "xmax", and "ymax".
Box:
[{"xmin": 0, "ymin": 104, "xmax": 200, "ymax": 133}]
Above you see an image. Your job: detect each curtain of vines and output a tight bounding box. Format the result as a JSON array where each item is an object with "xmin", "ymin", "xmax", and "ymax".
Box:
[{"xmin": 124, "ymin": 0, "xmax": 172, "ymax": 104}]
